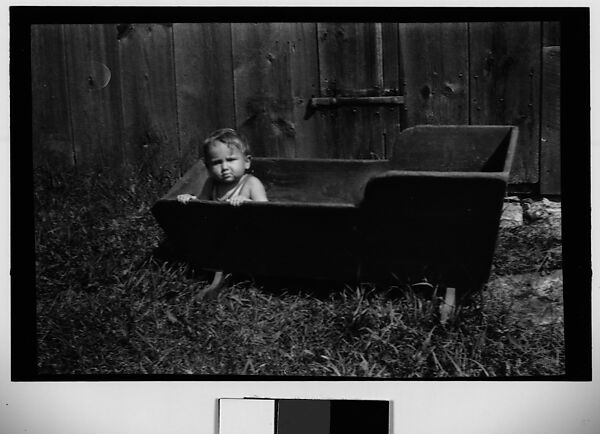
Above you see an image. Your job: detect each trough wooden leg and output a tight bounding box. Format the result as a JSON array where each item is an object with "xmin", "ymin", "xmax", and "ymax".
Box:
[
  {"xmin": 440, "ymin": 287, "xmax": 456, "ymax": 324},
  {"xmin": 197, "ymin": 270, "xmax": 227, "ymax": 299}
]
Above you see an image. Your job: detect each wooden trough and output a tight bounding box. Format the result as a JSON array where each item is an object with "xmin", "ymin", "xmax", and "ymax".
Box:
[{"xmin": 152, "ymin": 125, "xmax": 518, "ymax": 316}]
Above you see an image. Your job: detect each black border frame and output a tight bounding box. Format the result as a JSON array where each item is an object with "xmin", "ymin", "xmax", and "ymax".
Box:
[{"xmin": 10, "ymin": 6, "xmax": 591, "ymax": 381}]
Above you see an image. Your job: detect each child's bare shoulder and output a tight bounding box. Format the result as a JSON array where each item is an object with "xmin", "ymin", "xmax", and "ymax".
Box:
[
  {"xmin": 244, "ymin": 175, "xmax": 267, "ymax": 201},
  {"xmin": 245, "ymin": 174, "xmax": 264, "ymax": 187}
]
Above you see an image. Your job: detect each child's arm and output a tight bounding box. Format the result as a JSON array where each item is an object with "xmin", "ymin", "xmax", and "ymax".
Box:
[
  {"xmin": 228, "ymin": 176, "xmax": 267, "ymax": 206},
  {"xmin": 177, "ymin": 178, "xmax": 213, "ymax": 203}
]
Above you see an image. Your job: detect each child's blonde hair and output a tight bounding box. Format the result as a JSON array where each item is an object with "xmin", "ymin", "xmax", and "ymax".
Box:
[{"xmin": 202, "ymin": 128, "xmax": 251, "ymax": 163}]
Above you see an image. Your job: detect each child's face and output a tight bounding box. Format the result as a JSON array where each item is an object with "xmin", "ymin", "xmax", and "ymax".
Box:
[{"xmin": 205, "ymin": 140, "xmax": 250, "ymax": 184}]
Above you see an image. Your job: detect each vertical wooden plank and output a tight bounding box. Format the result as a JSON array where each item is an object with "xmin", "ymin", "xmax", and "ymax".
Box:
[
  {"xmin": 317, "ymin": 22, "xmax": 385, "ymax": 159},
  {"xmin": 399, "ymin": 23, "xmax": 469, "ymax": 127},
  {"xmin": 31, "ymin": 24, "xmax": 74, "ymax": 168},
  {"xmin": 381, "ymin": 22, "xmax": 402, "ymax": 157},
  {"xmin": 318, "ymin": 22, "xmax": 383, "ymax": 97},
  {"xmin": 287, "ymin": 23, "xmax": 322, "ymax": 158},
  {"xmin": 540, "ymin": 22, "xmax": 561, "ymax": 195},
  {"xmin": 543, "ymin": 21, "xmax": 561, "ymax": 46},
  {"xmin": 233, "ymin": 23, "xmax": 315, "ymax": 158},
  {"xmin": 173, "ymin": 23, "xmax": 235, "ymax": 170},
  {"xmin": 470, "ymin": 22, "xmax": 541, "ymax": 184},
  {"xmin": 64, "ymin": 24, "xmax": 124, "ymax": 169},
  {"xmin": 118, "ymin": 23, "xmax": 180, "ymax": 173}
]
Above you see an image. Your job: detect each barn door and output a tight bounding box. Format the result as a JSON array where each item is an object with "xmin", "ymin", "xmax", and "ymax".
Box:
[
  {"xmin": 231, "ymin": 23, "xmax": 320, "ymax": 158},
  {"xmin": 315, "ymin": 23, "xmax": 402, "ymax": 159},
  {"xmin": 229, "ymin": 23, "xmax": 402, "ymax": 160}
]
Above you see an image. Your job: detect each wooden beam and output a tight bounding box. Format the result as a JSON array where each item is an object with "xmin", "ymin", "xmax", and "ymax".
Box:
[{"xmin": 309, "ymin": 96, "xmax": 404, "ymax": 108}]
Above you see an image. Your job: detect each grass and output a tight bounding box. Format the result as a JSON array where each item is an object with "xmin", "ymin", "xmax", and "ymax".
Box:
[{"xmin": 34, "ymin": 166, "xmax": 564, "ymax": 377}]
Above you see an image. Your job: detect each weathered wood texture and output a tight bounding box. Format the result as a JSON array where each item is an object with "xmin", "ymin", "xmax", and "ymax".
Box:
[
  {"xmin": 173, "ymin": 23, "xmax": 235, "ymax": 170},
  {"xmin": 543, "ymin": 21, "xmax": 561, "ymax": 46},
  {"xmin": 286, "ymin": 24, "xmax": 322, "ymax": 158},
  {"xmin": 252, "ymin": 159, "xmax": 390, "ymax": 204},
  {"xmin": 31, "ymin": 24, "xmax": 74, "ymax": 167},
  {"xmin": 381, "ymin": 22, "xmax": 403, "ymax": 157},
  {"xmin": 399, "ymin": 23, "xmax": 469, "ymax": 126},
  {"xmin": 540, "ymin": 22, "xmax": 561, "ymax": 195},
  {"xmin": 470, "ymin": 22, "xmax": 541, "ymax": 184},
  {"xmin": 63, "ymin": 24, "xmax": 124, "ymax": 168},
  {"xmin": 31, "ymin": 22, "xmax": 560, "ymax": 193},
  {"xmin": 118, "ymin": 23, "xmax": 180, "ymax": 173},
  {"xmin": 317, "ymin": 23, "xmax": 386, "ymax": 159},
  {"xmin": 232, "ymin": 23, "xmax": 320, "ymax": 158},
  {"xmin": 391, "ymin": 126, "xmax": 516, "ymax": 173}
]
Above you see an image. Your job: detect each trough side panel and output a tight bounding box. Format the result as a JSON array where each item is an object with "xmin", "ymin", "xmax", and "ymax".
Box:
[
  {"xmin": 64, "ymin": 24, "xmax": 125, "ymax": 169},
  {"xmin": 360, "ymin": 173, "xmax": 507, "ymax": 289},
  {"xmin": 118, "ymin": 23, "xmax": 180, "ymax": 175},
  {"xmin": 540, "ymin": 22, "xmax": 561, "ymax": 196},
  {"xmin": 156, "ymin": 160, "xmax": 209, "ymax": 201},
  {"xmin": 399, "ymin": 23, "xmax": 469, "ymax": 127},
  {"xmin": 158, "ymin": 202, "xmax": 360, "ymax": 280},
  {"xmin": 31, "ymin": 24, "xmax": 75, "ymax": 168},
  {"xmin": 232, "ymin": 23, "xmax": 313, "ymax": 158},
  {"xmin": 469, "ymin": 21, "xmax": 541, "ymax": 185},
  {"xmin": 316, "ymin": 23, "xmax": 385, "ymax": 159},
  {"xmin": 252, "ymin": 159, "xmax": 390, "ymax": 204},
  {"xmin": 173, "ymin": 23, "xmax": 235, "ymax": 172},
  {"xmin": 390, "ymin": 126, "xmax": 513, "ymax": 172}
]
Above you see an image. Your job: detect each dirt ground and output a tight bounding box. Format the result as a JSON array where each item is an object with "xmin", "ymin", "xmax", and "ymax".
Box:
[
  {"xmin": 492, "ymin": 197, "xmax": 563, "ymax": 327},
  {"xmin": 488, "ymin": 270, "xmax": 563, "ymax": 326}
]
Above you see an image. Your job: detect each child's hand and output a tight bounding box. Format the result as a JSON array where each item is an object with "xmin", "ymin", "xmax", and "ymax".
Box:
[
  {"xmin": 228, "ymin": 197, "xmax": 251, "ymax": 207},
  {"xmin": 177, "ymin": 194, "xmax": 197, "ymax": 204}
]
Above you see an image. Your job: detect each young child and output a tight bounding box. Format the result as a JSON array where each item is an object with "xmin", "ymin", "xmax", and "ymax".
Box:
[
  {"xmin": 177, "ymin": 128, "xmax": 267, "ymax": 206},
  {"xmin": 176, "ymin": 128, "xmax": 267, "ymax": 298}
]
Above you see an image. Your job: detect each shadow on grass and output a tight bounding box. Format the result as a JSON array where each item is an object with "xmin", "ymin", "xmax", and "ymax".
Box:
[{"xmin": 151, "ymin": 236, "xmax": 448, "ymax": 303}]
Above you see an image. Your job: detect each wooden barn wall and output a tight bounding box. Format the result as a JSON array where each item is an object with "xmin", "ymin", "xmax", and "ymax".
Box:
[
  {"xmin": 540, "ymin": 21, "xmax": 561, "ymax": 195},
  {"xmin": 469, "ymin": 22, "xmax": 541, "ymax": 186},
  {"xmin": 173, "ymin": 23, "xmax": 235, "ymax": 167},
  {"xmin": 118, "ymin": 24, "xmax": 180, "ymax": 175},
  {"xmin": 31, "ymin": 22, "xmax": 561, "ymax": 194}
]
